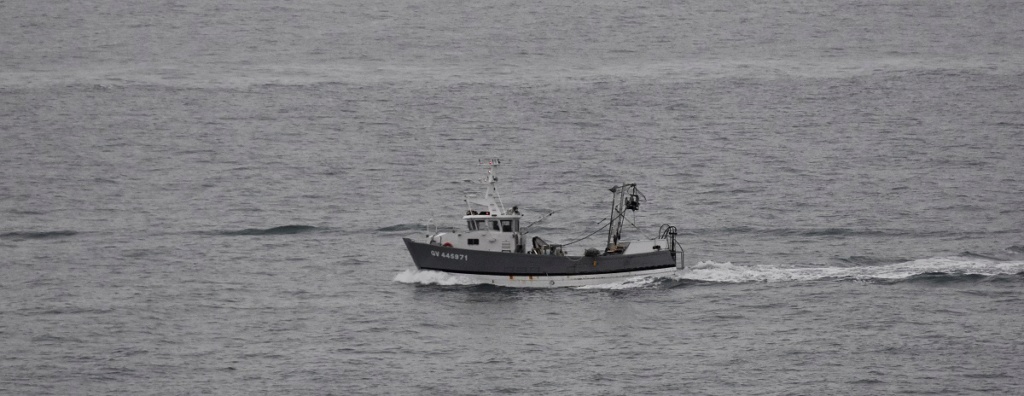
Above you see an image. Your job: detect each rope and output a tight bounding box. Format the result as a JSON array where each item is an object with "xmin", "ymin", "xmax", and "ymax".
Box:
[
  {"xmin": 561, "ymin": 220, "xmax": 610, "ymax": 247},
  {"xmin": 520, "ymin": 210, "xmax": 558, "ymax": 235},
  {"xmin": 624, "ymin": 212, "xmax": 653, "ymax": 240}
]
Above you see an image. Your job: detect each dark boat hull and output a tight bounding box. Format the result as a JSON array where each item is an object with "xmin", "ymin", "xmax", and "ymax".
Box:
[{"xmin": 403, "ymin": 238, "xmax": 678, "ymax": 276}]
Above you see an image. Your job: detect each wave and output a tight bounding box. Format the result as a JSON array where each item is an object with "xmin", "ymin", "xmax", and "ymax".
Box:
[
  {"xmin": 959, "ymin": 251, "xmax": 1009, "ymax": 262},
  {"xmin": 216, "ymin": 225, "xmax": 319, "ymax": 236},
  {"xmin": 836, "ymin": 256, "xmax": 910, "ymax": 266},
  {"xmin": 890, "ymin": 272, "xmax": 1023, "ymax": 285},
  {"xmin": 377, "ymin": 223, "xmax": 428, "ymax": 233},
  {"xmin": 692, "ymin": 226, "xmax": 894, "ymax": 238},
  {"xmin": 688, "ymin": 227, "xmax": 1019, "ymax": 239},
  {"xmin": 0, "ymin": 230, "xmax": 78, "ymax": 240}
]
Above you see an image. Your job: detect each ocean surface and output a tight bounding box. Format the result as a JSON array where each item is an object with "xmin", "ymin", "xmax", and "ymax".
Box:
[{"xmin": 2, "ymin": 0, "xmax": 1024, "ymax": 394}]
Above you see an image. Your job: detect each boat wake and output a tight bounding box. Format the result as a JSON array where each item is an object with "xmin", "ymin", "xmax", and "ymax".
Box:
[
  {"xmin": 679, "ymin": 257, "xmax": 1024, "ymax": 284},
  {"xmin": 395, "ymin": 256, "xmax": 1024, "ymax": 289},
  {"xmin": 574, "ymin": 275, "xmax": 669, "ymax": 290}
]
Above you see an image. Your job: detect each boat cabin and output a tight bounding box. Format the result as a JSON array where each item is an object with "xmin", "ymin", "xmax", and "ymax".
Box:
[
  {"xmin": 466, "ymin": 215, "xmax": 519, "ymax": 233},
  {"xmin": 428, "ymin": 160, "xmax": 530, "ymax": 252},
  {"xmin": 430, "ymin": 213, "xmax": 525, "ymax": 253}
]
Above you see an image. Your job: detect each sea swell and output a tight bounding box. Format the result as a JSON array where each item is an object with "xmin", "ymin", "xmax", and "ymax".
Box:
[
  {"xmin": 376, "ymin": 223, "xmax": 429, "ymax": 233},
  {"xmin": 886, "ymin": 271, "xmax": 1024, "ymax": 285},
  {"xmin": 212, "ymin": 225, "xmax": 320, "ymax": 236},
  {"xmin": 0, "ymin": 230, "xmax": 78, "ymax": 240},
  {"xmin": 688, "ymin": 227, "xmax": 1020, "ymax": 239}
]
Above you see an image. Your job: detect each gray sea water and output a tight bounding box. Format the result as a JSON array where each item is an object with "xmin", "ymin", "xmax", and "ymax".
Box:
[{"xmin": 3, "ymin": 0, "xmax": 1024, "ymax": 394}]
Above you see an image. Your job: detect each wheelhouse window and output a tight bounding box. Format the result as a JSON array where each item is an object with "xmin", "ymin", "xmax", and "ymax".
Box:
[{"xmin": 471, "ymin": 218, "xmax": 519, "ymax": 232}]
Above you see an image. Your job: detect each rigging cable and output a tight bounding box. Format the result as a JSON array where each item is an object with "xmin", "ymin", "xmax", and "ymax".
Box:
[
  {"xmin": 561, "ymin": 218, "xmax": 610, "ymax": 247},
  {"xmin": 520, "ymin": 210, "xmax": 558, "ymax": 235},
  {"xmin": 624, "ymin": 211, "xmax": 653, "ymax": 240}
]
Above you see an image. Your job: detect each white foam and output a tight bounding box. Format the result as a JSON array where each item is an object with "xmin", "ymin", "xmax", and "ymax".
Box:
[
  {"xmin": 679, "ymin": 257, "xmax": 1024, "ymax": 283},
  {"xmin": 392, "ymin": 269, "xmax": 483, "ymax": 286},
  {"xmin": 575, "ymin": 275, "xmax": 664, "ymax": 290}
]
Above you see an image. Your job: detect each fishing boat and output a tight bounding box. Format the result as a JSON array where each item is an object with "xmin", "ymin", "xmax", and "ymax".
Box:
[{"xmin": 403, "ymin": 160, "xmax": 684, "ymax": 287}]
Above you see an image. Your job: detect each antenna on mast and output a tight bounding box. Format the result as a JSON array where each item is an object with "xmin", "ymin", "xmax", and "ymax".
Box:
[{"xmin": 465, "ymin": 159, "xmax": 508, "ymax": 215}]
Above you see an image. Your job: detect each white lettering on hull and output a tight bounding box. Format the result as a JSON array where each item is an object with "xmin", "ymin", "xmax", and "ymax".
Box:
[{"xmin": 430, "ymin": 250, "xmax": 469, "ymax": 261}]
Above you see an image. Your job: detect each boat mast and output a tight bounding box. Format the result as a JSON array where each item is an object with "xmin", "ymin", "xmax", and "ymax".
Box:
[
  {"xmin": 465, "ymin": 159, "xmax": 507, "ymax": 215},
  {"xmin": 605, "ymin": 183, "xmax": 642, "ymax": 252}
]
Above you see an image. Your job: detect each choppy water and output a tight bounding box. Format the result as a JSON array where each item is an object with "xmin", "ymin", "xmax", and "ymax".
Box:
[{"xmin": 2, "ymin": 0, "xmax": 1023, "ymax": 394}]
